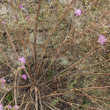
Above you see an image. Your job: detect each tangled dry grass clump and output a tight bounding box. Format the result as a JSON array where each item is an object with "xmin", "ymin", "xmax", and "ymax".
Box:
[{"xmin": 0, "ymin": 0, "xmax": 110, "ymax": 110}]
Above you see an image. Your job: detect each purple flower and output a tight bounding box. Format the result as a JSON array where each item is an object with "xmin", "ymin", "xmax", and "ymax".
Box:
[
  {"xmin": 98, "ymin": 35, "xmax": 106, "ymax": 45},
  {"xmin": 0, "ymin": 78, "xmax": 6, "ymax": 85},
  {"xmin": 14, "ymin": 105, "xmax": 19, "ymax": 110},
  {"xmin": 22, "ymin": 75, "xmax": 27, "ymax": 80},
  {"xmin": 108, "ymin": 25, "xmax": 110, "ymax": 28},
  {"xmin": 21, "ymin": 65, "xmax": 25, "ymax": 69},
  {"xmin": 74, "ymin": 9, "xmax": 82, "ymax": 16},
  {"xmin": 19, "ymin": 5, "xmax": 23, "ymax": 9},
  {"xmin": 8, "ymin": 105, "xmax": 11, "ymax": 109},
  {"xmin": 0, "ymin": 103, "xmax": 3, "ymax": 110},
  {"xmin": 2, "ymin": 21, "xmax": 5, "ymax": 24},
  {"xmin": 26, "ymin": 16, "xmax": 30, "ymax": 20},
  {"xmin": 19, "ymin": 57, "xmax": 26, "ymax": 64}
]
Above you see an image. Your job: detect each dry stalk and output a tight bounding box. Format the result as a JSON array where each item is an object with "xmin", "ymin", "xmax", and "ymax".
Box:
[{"xmin": 34, "ymin": 86, "xmax": 39, "ymax": 110}]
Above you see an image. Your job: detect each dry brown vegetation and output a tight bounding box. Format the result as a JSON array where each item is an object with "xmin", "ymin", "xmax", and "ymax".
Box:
[{"xmin": 0, "ymin": 0, "xmax": 110, "ymax": 110}]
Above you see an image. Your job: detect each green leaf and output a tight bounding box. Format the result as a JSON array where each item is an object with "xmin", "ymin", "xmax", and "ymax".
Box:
[
  {"xmin": 69, "ymin": 79, "xmax": 77, "ymax": 88},
  {"xmin": 47, "ymin": 70, "xmax": 52, "ymax": 81},
  {"xmin": 72, "ymin": 108, "xmax": 75, "ymax": 110},
  {"xmin": 51, "ymin": 99, "xmax": 59, "ymax": 106}
]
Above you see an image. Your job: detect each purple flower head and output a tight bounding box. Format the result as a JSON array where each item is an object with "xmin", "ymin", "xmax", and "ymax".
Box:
[
  {"xmin": 108, "ymin": 25, "xmax": 110, "ymax": 28},
  {"xmin": 2, "ymin": 21, "xmax": 5, "ymax": 24},
  {"xmin": 22, "ymin": 74, "xmax": 27, "ymax": 80},
  {"xmin": 8, "ymin": 105, "xmax": 11, "ymax": 109},
  {"xmin": 0, "ymin": 78, "xmax": 6, "ymax": 85},
  {"xmin": 74, "ymin": 9, "xmax": 82, "ymax": 16},
  {"xmin": 26, "ymin": 16, "xmax": 30, "ymax": 20},
  {"xmin": 21, "ymin": 65, "xmax": 25, "ymax": 69},
  {"xmin": 14, "ymin": 105, "xmax": 19, "ymax": 110},
  {"xmin": 98, "ymin": 35, "xmax": 106, "ymax": 45},
  {"xmin": 0, "ymin": 103, "xmax": 3, "ymax": 110},
  {"xmin": 19, "ymin": 57, "xmax": 26, "ymax": 64},
  {"xmin": 19, "ymin": 5, "xmax": 23, "ymax": 9}
]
